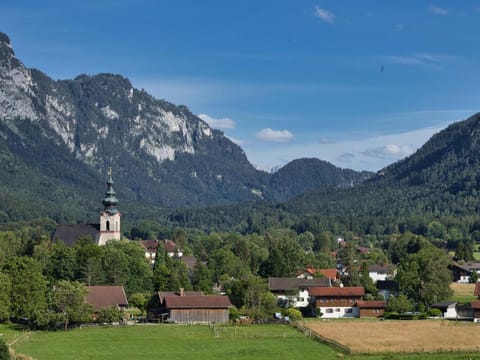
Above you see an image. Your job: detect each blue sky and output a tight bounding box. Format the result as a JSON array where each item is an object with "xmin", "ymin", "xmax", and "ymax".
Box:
[{"xmin": 1, "ymin": 1, "xmax": 480, "ymax": 171}]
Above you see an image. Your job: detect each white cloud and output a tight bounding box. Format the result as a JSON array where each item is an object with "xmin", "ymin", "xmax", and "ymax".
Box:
[
  {"xmin": 256, "ymin": 128, "xmax": 294, "ymax": 143},
  {"xmin": 226, "ymin": 136, "xmax": 244, "ymax": 145},
  {"xmin": 429, "ymin": 5, "xmax": 448, "ymax": 15},
  {"xmin": 385, "ymin": 53, "xmax": 451, "ymax": 67},
  {"xmin": 363, "ymin": 144, "xmax": 413, "ymax": 160},
  {"xmin": 198, "ymin": 113, "xmax": 236, "ymax": 129},
  {"xmin": 313, "ymin": 6, "xmax": 335, "ymax": 24},
  {"xmin": 245, "ymin": 123, "xmax": 451, "ymax": 172}
]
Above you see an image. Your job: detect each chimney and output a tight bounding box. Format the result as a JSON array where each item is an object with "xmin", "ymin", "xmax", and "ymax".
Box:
[{"xmin": 180, "ymin": 288, "xmax": 185, "ymax": 297}]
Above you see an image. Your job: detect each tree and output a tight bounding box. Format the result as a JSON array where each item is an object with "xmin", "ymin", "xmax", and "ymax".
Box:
[
  {"xmin": 0, "ymin": 273, "xmax": 11, "ymax": 322},
  {"xmin": 49, "ymin": 280, "xmax": 91, "ymax": 330},
  {"xmin": 3, "ymin": 257, "xmax": 49, "ymax": 328},
  {"xmin": 396, "ymin": 245, "xmax": 452, "ymax": 308},
  {"xmin": 129, "ymin": 293, "xmax": 149, "ymax": 316},
  {"xmin": 191, "ymin": 259, "xmax": 213, "ymax": 293},
  {"xmin": 387, "ymin": 294, "xmax": 413, "ymax": 313}
]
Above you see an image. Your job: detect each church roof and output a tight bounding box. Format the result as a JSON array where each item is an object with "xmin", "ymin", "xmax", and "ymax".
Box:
[{"xmin": 52, "ymin": 223, "xmax": 100, "ymax": 247}]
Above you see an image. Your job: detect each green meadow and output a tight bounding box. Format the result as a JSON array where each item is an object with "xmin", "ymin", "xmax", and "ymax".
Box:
[{"xmin": 3, "ymin": 323, "xmax": 480, "ymax": 360}]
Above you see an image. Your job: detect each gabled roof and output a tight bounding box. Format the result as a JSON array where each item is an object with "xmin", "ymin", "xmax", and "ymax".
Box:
[
  {"xmin": 158, "ymin": 291, "xmax": 203, "ymax": 303},
  {"xmin": 355, "ymin": 300, "xmax": 386, "ymax": 309},
  {"xmin": 164, "ymin": 295, "xmax": 232, "ymax": 309},
  {"xmin": 368, "ymin": 264, "xmax": 394, "ymax": 273},
  {"xmin": 52, "ymin": 224, "xmax": 100, "ymax": 247},
  {"xmin": 309, "ymin": 286, "xmax": 365, "ymax": 297},
  {"xmin": 431, "ymin": 301, "xmax": 457, "ymax": 310},
  {"xmin": 139, "ymin": 239, "xmax": 159, "ymax": 253},
  {"xmin": 86, "ymin": 286, "xmax": 128, "ymax": 311},
  {"xmin": 474, "ymin": 282, "xmax": 480, "ymax": 297},
  {"xmin": 160, "ymin": 239, "xmax": 178, "ymax": 253},
  {"xmin": 268, "ymin": 277, "xmax": 331, "ymax": 291}
]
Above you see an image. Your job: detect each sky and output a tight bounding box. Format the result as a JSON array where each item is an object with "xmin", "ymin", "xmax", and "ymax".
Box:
[{"xmin": 1, "ymin": 1, "xmax": 480, "ymax": 172}]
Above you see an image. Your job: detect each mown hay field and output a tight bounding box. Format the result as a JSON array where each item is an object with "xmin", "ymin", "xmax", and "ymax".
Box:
[
  {"xmin": 305, "ymin": 319, "xmax": 480, "ymax": 354},
  {"xmin": 449, "ymin": 282, "xmax": 476, "ymax": 302}
]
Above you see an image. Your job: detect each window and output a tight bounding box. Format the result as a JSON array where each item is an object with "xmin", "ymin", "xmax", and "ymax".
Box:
[
  {"xmin": 326, "ymin": 308, "xmax": 333, "ymax": 313},
  {"xmin": 335, "ymin": 308, "xmax": 340, "ymax": 312},
  {"xmin": 106, "ymin": 221, "xmax": 110, "ymax": 231},
  {"xmin": 345, "ymin": 308, "xmax": 353, "ymax": 314}
]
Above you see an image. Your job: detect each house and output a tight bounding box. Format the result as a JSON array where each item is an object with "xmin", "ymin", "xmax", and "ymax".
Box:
[
  {"xmin": 161, "ymin": 239, "xmax": 183, "ymax": 258},
  {"xmin": 431, "ymin": 301, "xmax": 458, "ymax": 319},
  {"xmin": 85, "ymin": 286, "xmax": 128, "ymax": 319},
  {"xmin": 309, "ymin": 286, "xmax": 365, "ymax": 318},
  {"xmin": 355, "ymin": 300, "xmax": 386, "ymax": 318},
  {"xmin": 150, "ymin": 290, "xmax": 231, "ymax": 324},
  {"xmin": 268, "ymin": 277, "xmax": 331, "ymax": 308},
  {"xmin": 52, "ymin": 169, "xmax": 122, "ymax": 246},
  {"xmin": 368, "ymin": 264, "xmax": 395, "ymax": 283},
  {"xmin": 297, "ymin": 268, "xmax": 338, "ymax": 282},
  {"xmin": 450, "ymin": 262, "xmax": 480, "ymax": 283},
  {"xmin": 139, "ymin": 239, "xmax": 159, "ymax": 266}
]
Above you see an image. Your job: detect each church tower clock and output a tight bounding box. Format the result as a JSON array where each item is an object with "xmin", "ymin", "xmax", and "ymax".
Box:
[{"xmin": 98, "ymin": 168, "xmax": 121, "ymax": 245}]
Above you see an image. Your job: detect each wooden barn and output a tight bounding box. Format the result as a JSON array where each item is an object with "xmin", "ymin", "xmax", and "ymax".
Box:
[
  {"xmin": 149, "ymin": 290, "xmax": 232, "ymax": 324},
  {"xmin": 355, "ymin": 300, "xmax": 387, "ymax": 318}
]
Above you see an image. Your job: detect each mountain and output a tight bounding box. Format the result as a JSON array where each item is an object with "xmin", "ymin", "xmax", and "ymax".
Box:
[
  {"xmin": 266, "ymin": 158, "xmax": 373, "ymax": 201},
  {"xmin": 286, "ymin": 113, "xmax": 480, "ymax": 222},
  {"xmin": 0, "ymin": 32, "xmax": 370, "ymax": 223}
]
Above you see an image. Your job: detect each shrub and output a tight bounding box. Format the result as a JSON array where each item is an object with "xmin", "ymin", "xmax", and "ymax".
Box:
[
  {"xmin": 284, "ymin": 308, "xmax": 303, "ymax": 321},
  {"xmin": 0, "ymin": 338, "xmax": 10, "ymax": 360},
  {"xmin": 428, "ymin": 308, "xmax": 442, "ymax": 317}
]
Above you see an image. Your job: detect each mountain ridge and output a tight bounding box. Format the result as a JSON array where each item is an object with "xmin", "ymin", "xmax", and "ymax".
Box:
[{"xmin": 0, "ymin": 31, "xmax": 371, "ymax": 223}]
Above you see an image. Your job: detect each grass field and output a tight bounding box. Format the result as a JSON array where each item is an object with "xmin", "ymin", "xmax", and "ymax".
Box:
[
  {"xmin": 8, "ymin": 324, "xmax": 340, "ymax": 360},
  {"xmin": 4, "ymin": 322, "xmax": 480, "ymax": 360},
  {"xmin": 449, "ymin": 282, "xmax": 477, "ymax": 302},
  {"xmin": 304, "ymin": 318, "xmax": 480, "ymax": 355}
]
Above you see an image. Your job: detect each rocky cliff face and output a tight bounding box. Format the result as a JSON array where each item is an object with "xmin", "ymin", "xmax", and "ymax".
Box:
[
  {"xmin": 0, "ymin": 32, "xmax": 371, "ymax": 221},
  {"xmin": 0, "ymin": 32, "xmax": 268, "ymax": 210}
]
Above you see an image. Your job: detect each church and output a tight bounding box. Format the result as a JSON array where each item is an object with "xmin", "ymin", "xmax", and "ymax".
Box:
[{"xmin": 52, "ymin": 169, "xmax": 122, "ymax": 246}]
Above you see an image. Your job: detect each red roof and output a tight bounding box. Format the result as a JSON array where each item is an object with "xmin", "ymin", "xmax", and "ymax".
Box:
[
  {"xmin": 471, "ymin": 300, "xmax": 480, "ymax": 309},
  {"xmin": 355, "ymin": 300, "xmax": 387, "ymax": 309},
  {"xmin": 86, "ymin": 286, "xmax": 128, "ymax": 311},
  {"xmin": 162, "ymin": 239, "xmax": 178, "ymax": 252},
  {"xmin": 318, "ymin": 268, "xmax": 338, "ymax": 280},
  {"xmin": 164, "ymin": 295, "xmax": 232, "ymax": 309},
  {"xmin": 474, "ymin": 282, "xmax": 480, "ymax": 297},
  {"xmin": 139, "ymin": 239, "xmax": 159, "ymax": 253},
  {"xmin": 308, "ymin": 286, "xmax": 365, "ymax": 297}
]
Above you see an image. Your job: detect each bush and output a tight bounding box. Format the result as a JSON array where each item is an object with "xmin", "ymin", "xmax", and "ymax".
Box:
[
  {"xmin": 0, "ymin": 338, "xmax": 10, "ymax": 360},
  {"xmin": 229, "ymin": 306, "xmax": 239, "ymax": 321},
  {"xmin": 428, "ymin": 308, "xmax": 442, "ymax": 317},
  {"xmin": 283, "ymin": 308, "xmax": 303, "ymax": 321},
  {"xmin": 96, "ymin": 307, "xmax": 122, "ymax": 324}
]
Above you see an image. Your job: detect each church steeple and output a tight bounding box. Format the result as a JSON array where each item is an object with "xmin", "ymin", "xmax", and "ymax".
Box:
[
  {"xmin": 98, "ymin": 167, "xmax": 121, "ymax": 245},
  {"xmin": 102, "ymin": 167, "xmax": 119, "ymax": 214}
]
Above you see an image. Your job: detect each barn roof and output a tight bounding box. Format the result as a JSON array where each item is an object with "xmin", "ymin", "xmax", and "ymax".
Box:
[
  {"xmin": 86, "ymin": 286, "xmax": 128, "ymax": 311},
  {"xmin": 355, "ymin": 300, "xmax": 386, "ymax": 309},
  {"xmin": 158, "ymin": 290, "xmax": 203, "ymax": 303},
  {"xmin": 164, "ymin": 295, "xmax": 232, "ymax": 309}
]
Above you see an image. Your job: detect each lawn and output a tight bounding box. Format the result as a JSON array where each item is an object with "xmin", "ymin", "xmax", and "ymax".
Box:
[
  {"xmin": 9, "ymin": 324, "xmax": 339, "ymax": 360},
  {"xmin": 449, "ymin": 282, "xmax": 476, "ymax": 302},
  {"xmin": 5, "ymin": 322, "xmax": 480, "ymax": 360}
]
